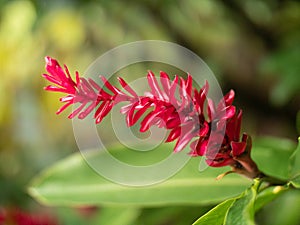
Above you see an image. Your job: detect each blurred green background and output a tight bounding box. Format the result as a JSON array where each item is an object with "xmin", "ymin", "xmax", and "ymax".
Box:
[{"xmin": 0, "ymin": 0, "xmax": 299, "ymax": 224}]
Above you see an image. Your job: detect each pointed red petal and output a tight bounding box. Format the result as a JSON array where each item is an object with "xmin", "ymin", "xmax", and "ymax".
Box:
[
  {"xmin": 68, "ymin": 102, "xmax": 87, "ymax": 119},
  {"xmin": 166, "ymin": 127, "xmax": 181, "ymax": 142},
  {"xmin": 132, "ymin": 102, "xmax": 152, "ymax": 125},
  {"xmin": 118, "ymin": 77, "xmax": 138, "ymax": 98},
  {"xmin": 147, "ymin": 71, "xmax": 164, "ymax": 100},
  {"xmin": 140, "ymin": 110, "xmax": 162, "ymax": 132},
  {"xmin": 100, "ymin": 76, "xmax": 122, "ymax": 95},
  {"xmin": 160, "ymin": 71, "xmax": 171, "ymax": 96},
  {"xmin": 185, "ymin": 74, "xmax": 193, "ymax": 97}
]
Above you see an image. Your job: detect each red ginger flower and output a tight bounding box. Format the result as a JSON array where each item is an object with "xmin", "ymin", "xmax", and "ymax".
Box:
[{"xmin": 42, "ymin": 57, "xmax": 260, "ymax": 178}]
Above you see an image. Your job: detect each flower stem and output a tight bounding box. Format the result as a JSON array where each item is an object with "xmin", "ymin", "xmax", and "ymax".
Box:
[{"xmin": 259, "ymin": 174, "xmax": 288, "ymax": 186}]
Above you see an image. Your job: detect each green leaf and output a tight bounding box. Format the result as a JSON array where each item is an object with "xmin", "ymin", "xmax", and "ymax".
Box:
[
  {"xmin": 193, "ymin": 180, "xmax": 260, "ymax": 225},
  {"xmin": 257, "ymin": 190, "xmax": 300, "ymax": 225},
  {"xmin": 28, "ymin": 136, "xmax": 296, "ymax": 207},
  {"xmin": 254, "ymin": 185, "xmax": 289, "ymax": 212},
  {"xmin": 289, "ymin": 137, "xmax": 300, "ymax": 178},
  {"xmin": 192, "ymin": 198, "xmax": 236, "ymax": 225},
  {"xmin": 290, "ymin": 175, "xmax": 300, "ymax": 189},
  {"xmin": 28, "ymin": 145, "xmax": 251, "ymax": 207},
  {"xmin": 225, "ymin": 180, "xmax": 260, "ymax": 225},
  {"xmin": 252, "ymin": 137, "xmax": 296, "ymax": 180}
]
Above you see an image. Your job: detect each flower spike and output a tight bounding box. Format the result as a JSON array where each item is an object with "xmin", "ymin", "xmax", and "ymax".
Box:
[{"xmin": 42, "ymin": 56, "xmax": 262, "ymax": 178}]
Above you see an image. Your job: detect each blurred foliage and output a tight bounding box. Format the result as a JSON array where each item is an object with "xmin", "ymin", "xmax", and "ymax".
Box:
[
  {"xmin": 0, "ymin": 0, "xmax": 299, "ymax": 224},
  {"xmin": 260, "ymin": 41, "xmax": 300, "ymax": 106}
]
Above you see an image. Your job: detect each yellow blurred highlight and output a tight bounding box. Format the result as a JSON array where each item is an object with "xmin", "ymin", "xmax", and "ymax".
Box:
[{"xmin": 42, "ymin": 9, "xmax": 85, "ymax": 51}]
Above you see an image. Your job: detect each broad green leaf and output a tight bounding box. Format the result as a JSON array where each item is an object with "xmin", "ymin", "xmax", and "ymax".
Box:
[
  {"xmin": 254, "ymin": 185, "xmax": 289, "ymax": 212},
  {"xmin": 28, "ymin": 136, "xmax": 296, "ymax": 207},
  {"xmin": 28, "ymin": 145, "xmax": 251, "ymax": 207},
  {"xmin": 192, "ymin": 198, "xmax": 236, "ymax": 225},
  {"xmin": 252, "ymin": 137, "xmax": 296, "ymax": 180},
  {"xmin": 225, "ymin": 180, "xmax": 260, "ymax": 225},
  {"xmin": 289, "ymin": 137, "xmax": 300, "ymax": 178}
]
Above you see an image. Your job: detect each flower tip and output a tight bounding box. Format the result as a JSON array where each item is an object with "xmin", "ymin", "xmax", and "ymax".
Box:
[
  {"xmin": 159, "ymin": 71, "xmax": 169, "ymax": 78},
  {"xmin": 45, "ymin": 56, "xmax": 52, "ymax": 64},
  {"xmin": 45, "ymin": 56, "xmax": 60, "ymax": 69},
  {"xmin": 204, "ymin": 80, "xmax": 209, "ymax": 86},
  {"xmin": 229, "ymin": 89, "xmax": 235, "ymax": 98},
  {"xmin": 224, "ymin": 89, "xmax": 235, "ymax": 105},
  {"xmin": 45, "ymin": 56, "xmax": 59, "ymax": 66},
  {"xmin": 147, "ymin": 70, "xmax": 155, "ymax": 77}
]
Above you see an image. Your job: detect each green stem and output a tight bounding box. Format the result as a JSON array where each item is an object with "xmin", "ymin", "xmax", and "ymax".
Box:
[{"xmin": 259, "ymin": 173, "xmax": 288, "ymax": 186}]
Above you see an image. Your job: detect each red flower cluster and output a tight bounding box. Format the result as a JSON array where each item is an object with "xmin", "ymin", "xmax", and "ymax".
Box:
[{"xmin": 42, "ymin": 57, "xmax": 254, "ymax": 172}]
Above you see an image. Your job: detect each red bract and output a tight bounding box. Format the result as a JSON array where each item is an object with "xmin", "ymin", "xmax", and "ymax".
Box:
[{"xmin": 42, "ymin": 57, "xmax": 259, "ymax": 177}]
